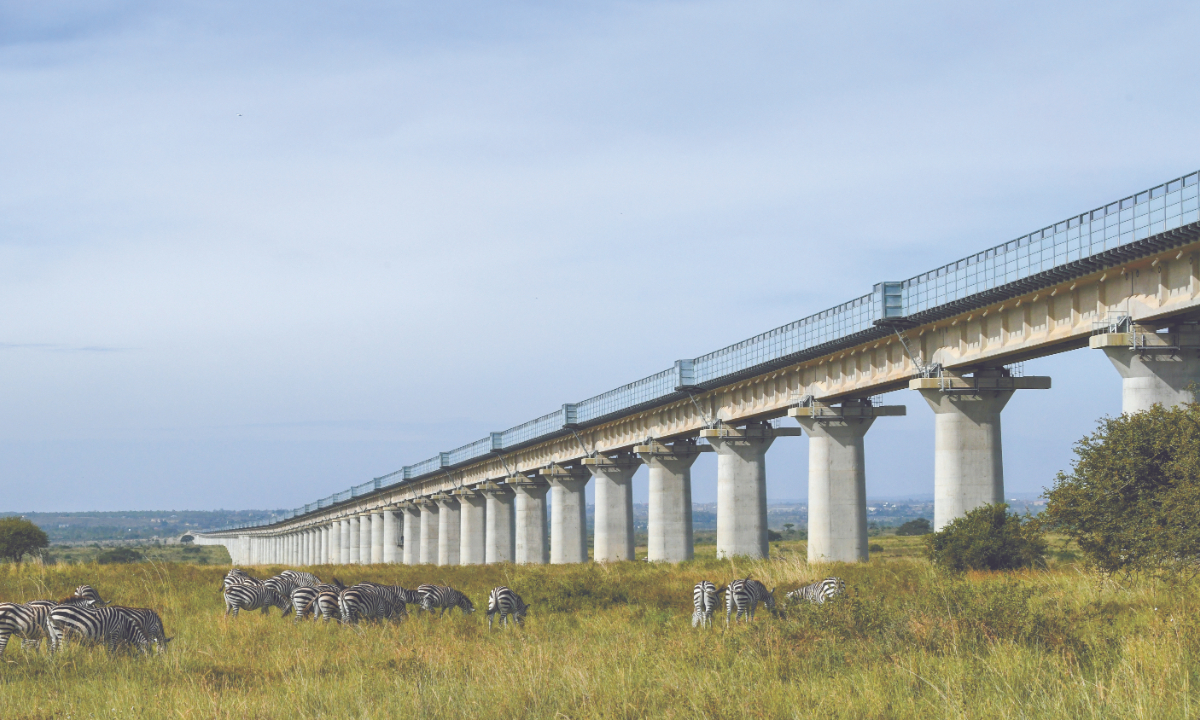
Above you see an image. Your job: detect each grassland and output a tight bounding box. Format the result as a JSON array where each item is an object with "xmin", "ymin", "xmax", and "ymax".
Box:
[{"xmin": 0, "ymin": 534, "xmax": 1195, "ymax": 719}]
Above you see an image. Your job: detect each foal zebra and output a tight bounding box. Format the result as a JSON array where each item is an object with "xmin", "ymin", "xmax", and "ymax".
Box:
[
  {"xmin": 487, "ymin": 586, "xmax": 529, "ymax": 630},
  {"xmin": 223, "ymin": 583, "xmax": 286, "ymax": 618},
  {"xmin": 46, "ymin": 605, "xmax": 150, "ymax": 654},
  {"xmin": 787, "ymin": 577, "xmax": 846, "ymax": 605},
  {"xmin": 725, "ymin": 578, "xmax": 775, "ymax": 625},
  {"xmin": 418, "ymin": 584, "xmax": 475, "ymax": 616},
  {"xmin": 691, "ymin": 581, "xmax": 724, "ymax": 629}
]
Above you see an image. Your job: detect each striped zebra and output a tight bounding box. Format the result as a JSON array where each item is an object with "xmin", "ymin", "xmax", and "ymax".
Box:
[
  {"xmin": 72, "ymin": 585, "xmax": 110, "ymax": 606},
  {"xmin": 291, "ymin": 579, "xmax": 345, "ymax": 622},
  {"xmin": 278, "ymin": 570, "xmax": 322, "ymax": 587},
  {"xmin": 338, "ymin": 584, "xmax": 408, "ymax": 625},
  {"xmin": 112, "ymin": 607, "xmax": 171, "ymax": 653},
  {"xmin": 265, "ymin": 571, "xmax": 322, "ymax": 616},
  {"xmin": 787, "ymin": 577, "xmax": 846, "ymax": 605},
  {"xmin": 418, "ymin": 584, "xmax": 475, "ymax": 616},
  {"xmin": 221, "ymin": 568, "xmax": 262, "ymax": 592},
  {"xmin": 486, "ymin": 586, "xmax": 529, "ymax": 630},
  {"xmin": 725, "ymin": 577, "xmax": 775, "ymax": 625},
  {"xmin": 1, "ymin": 596, "xmax": 96, "ymax": 656},
  {"xmin": 311, "ymin": 588, "xmax": 342, "ymax": 622},
  {"xmin": 45, "ymin": 605, "xmax": 151, "ymax": 654},
  {"xmin": 691, "ymin": 581, "xmax": 725, "ymax": 629},
  {"xmin": 223, "ymin": 583, "xmax": 286, "ymax": 618}
]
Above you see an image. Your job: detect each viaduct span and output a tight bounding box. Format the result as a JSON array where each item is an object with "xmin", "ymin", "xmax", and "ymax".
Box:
[{"xmin": 195, "ymin": 170, "xmax": 1200, "ymax": 566}]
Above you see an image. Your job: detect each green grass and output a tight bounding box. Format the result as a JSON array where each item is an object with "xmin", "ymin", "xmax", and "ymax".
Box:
[{"xmin": 0, "ymin": 535, "xmax": 1195, "ymax": 719}]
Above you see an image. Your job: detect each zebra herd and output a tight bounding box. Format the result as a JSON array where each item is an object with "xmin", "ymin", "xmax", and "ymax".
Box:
[
  {"xmin": 0, "ymin": 584, "xmax": 170, "ymax": 656},
  {"xmin": 221, "ymin": 568, "xmax": 528, "ymax": 630},
  {"xmin": 692, "ymin": 576, "xmax": 846, "ymax": 627}
]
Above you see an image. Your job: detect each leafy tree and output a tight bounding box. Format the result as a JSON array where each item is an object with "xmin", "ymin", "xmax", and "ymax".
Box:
[
  {"xmin": 1043, "ymin": 402, "xmax": 1200, "ymax": 577},
  {"xmin": 897, "ymin": 518, "xmax": 933, "ymax": 536},
  {"xmin": 0, "ymin": 517, "xmax": 50, "ymax": 563},
  {"xmin": 924, "ymin": 504, "xmax": 1046, "ymax": 572}
]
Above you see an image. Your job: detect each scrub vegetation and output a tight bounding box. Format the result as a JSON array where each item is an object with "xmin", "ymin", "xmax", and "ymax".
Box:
[{"xmin": 0, "ymin": 534, "xmax": 1194, "ymax": 720}]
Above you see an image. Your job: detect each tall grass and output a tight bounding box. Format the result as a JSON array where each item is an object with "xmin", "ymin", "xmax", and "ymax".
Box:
[{"xmin": 0, "ymin": 538, "xmax": 1195, "ymax": 719}]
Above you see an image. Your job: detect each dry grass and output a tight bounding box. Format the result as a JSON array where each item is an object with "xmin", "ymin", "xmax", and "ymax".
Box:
[{"xmin": 0, "ymin": 535, "xmax": 1195, "ymax": 719}]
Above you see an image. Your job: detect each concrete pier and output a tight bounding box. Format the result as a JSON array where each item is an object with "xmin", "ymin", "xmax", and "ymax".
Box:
[
  {"xmin": 634, "ymin": 439, "xmax": 710, "ymax": 562},
  {"xmin": 702, "ymin": 421, "xmax": 801, "ymax": 559},
  {"xmin": 359, "ymin": 514, "xmax": 372, "ymax": 564},
  {"xmin": 371, "ymin": 511, "xmax": 384, "ymax": 564},
  {"xmin": 320, "ymin": 526, "xmax": 329, "ymax": 564},
  {"xmin": 339, "ymin": 519, "xmax": 351, "ymax": 564},
  {"xmin": 434, "ymin": 493, "xmax": 461, "ymax": 566},
  {"xmin": 382, "ymin": 510, "xmax": 398, "ymax": 564},
  {"xmin": 348, "ymin": 516, "xmax": 362, "ymax": 564},
  {"xmin": 584, "ymin": 454, "xmax": 642, "ymax": 563},
  {"xmin": 455, "ymin": 487, "xmax": 487, "ymax": 565},
  {"xmin": 481, "ymin": 481, "xmax": 515, "ymax": 564},
  {"xmin": 791, "ymin": 400, "xmax": 905, "ymax": 563},
  {"xmin": 541, "ymin": 464, "xmax": 590, "ymax": 564},
  {"xmin": 912, "ymin": 369, "xmax": 1050, "ymax": 530},
  {"xmin": 400, "ymin": 503, "xmax": 421, "ymax": 565},
  {"xmin": 511, "ymin": 476, "xmax": 549, "ymax": 564},
  {"xmin": 419, "ymin": 500, "xmax": 439, "ymax": 565},
  {"xmin": 1092, "ymin": 324, "xmax": 1200, "ymax": 413}
]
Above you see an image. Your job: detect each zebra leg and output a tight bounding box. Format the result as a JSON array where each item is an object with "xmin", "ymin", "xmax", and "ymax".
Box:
[{"xmin": 0, "ymin": 632, "xmax": 8, "ymax": 656}]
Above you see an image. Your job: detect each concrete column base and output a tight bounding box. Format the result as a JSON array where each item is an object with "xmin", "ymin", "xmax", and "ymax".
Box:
[
  {"xmin": 481, "ymin": 482, "xmax": 515, "ymax": 564},
  {"xmin": 511, "ymin": 477, "xmax": 549, "ymax": 565},
  {"xmin": 584, "ymin": 454, "xmax": 642, "ymax": 563},
  {"xmin": 635, "ymin": 440, "xmax": 710, "ymax": 562},
  {"xmin": 455, "ymin": 488, "xmax": 487, "ymax": 565},
  {"xmin": 1092, "ymin": 325, "xmax": 1200, "ymax": 413},
  {"xmin": 541, "ymin": 464, "xmax": 590, "ymax": 564}
]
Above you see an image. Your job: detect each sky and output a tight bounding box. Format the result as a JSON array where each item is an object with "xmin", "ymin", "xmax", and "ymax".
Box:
[{"xmin": 2, "ymin": 1, "xmax": 1198, "ymax": 512}]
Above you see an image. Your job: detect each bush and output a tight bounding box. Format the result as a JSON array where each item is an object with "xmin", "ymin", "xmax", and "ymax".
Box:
[
  {"xmin": 0, "ymin": 517, "xmax": 49, "ymax": 563},
  {"xmin": 924, "ymin": 504, "xmax": 1046, "ymax": 571},
  {"xmin": 767, "ymin": 529, "xmax": 783, "ymax": 542},
  {"xmin": 896, "ymin": 518, "xmax": 932, "ymax": 536},
  {"xmin": 868, "ymin": 543, "xmax": 884, "ymax": 553},
  {"xmin": 1043, "ymin": 403, "xmax": 1200, "ymax": 577},
  {"xmin": 97, "ymin": 547, "xmax": 144, "ymax": 564}
]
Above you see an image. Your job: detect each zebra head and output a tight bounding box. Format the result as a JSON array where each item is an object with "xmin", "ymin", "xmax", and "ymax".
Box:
[
  {"xmin": 764, "ymin": 588, "xmax": 777, "ymax": 612},
  {"xmin": 458, "ymin": 594, "xmax": 476, "ymax": 614}
]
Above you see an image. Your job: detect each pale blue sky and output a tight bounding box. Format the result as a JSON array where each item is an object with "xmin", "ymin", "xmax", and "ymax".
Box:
[{"xmin": 2, "ymin": 1, "xmax": 1198, "ymax": 511}]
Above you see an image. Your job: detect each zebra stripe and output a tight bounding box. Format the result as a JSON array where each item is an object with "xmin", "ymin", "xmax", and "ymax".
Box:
[
  {"xmin": 786, "ymin": 577, "xmax": 845, "ymax": 605},
  {"xmin": 338, "ymin": 584, "xmax": 407, "ymax": 625},
  {"xmin": 692, "ymin": 581, "xmax": 724, "ymax": 629},
  {"xmin": 223, "ymin": 583, "xmax": 286, "ymax": 618},
  {"xmin": 291, "ymin": 580, "xmax": 345, "ymax": 622},
  {"xmin": 418, "ymin": 585, "xmax": 475, "ymax": 616},
  {"xmin": 725, "ymin": 578, "xmax": 775, "ymax": 625},
  {"xmin": 72, "ymin": 585, "xmax": 109, "ymax": 607},
  {"xmin": 0, "ymin": 602, "xmax": 51, "ymax": 655},
  {"xmin": 487, "ymin": 586, "xmax": 529, "ymax": 630},
  {"xmin": 221, "ymin": 569, "xmax": 263, "ymax": 593},
  {"xmin": 112, "ymin": 607, "xmax": 170, "ymax": 653},
  {"xmin": 46, "ymin": 605, "xmax": 150, "ymax": 654}
]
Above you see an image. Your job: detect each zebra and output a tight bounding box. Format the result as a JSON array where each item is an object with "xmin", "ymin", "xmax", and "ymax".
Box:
[
  {"xmin": 487, "ymin": 586, "xmax": 529, "ymax": 630},
  {"xmin": 418, "ymin": 584, "xmax": 475, "ymax": 616},
  {"xmin": 1, "ymin": 596, "xmax": 96, "ymax": 655},
  {"xmin": 265, "ymin": 571, "xmax": 323, "ymax": 616},
  {"xmin": 357, "ymin": 582, "xmax": 423, "ymax": 607},
  {"xmin": 45, "ymin": 605, "xmax": 151, "ymax": 654},
  {"xmin": 223, "ymin": 582, "xmax": 286, "ymax": 618},
  {"xmin": 691, "ymin": 581, "xmax": 725, "ymax": 629},
  {"xmin": 278, "ymin": 570, "xmax": 322, "ymax": 587},
  {"xmin": 338, "ymin": 584, "xmax": 407, "ymax": 625},
  {"xmin": 72, "ymin": 585, "xmax": 110, "ymax": 606},
  {"xmin": 220, "ymin": 568, "xmax": 262, "ymax": 593},
  {"xmin": 291, "ymin": 579, "xmax": 345, "ymax": 622},
  {"xmin": 112, "ymin": 607, "xmax": 171, "ymax": 653},
  {"xmin": 725, "ymin": 577, "xmax": 775, "ymax": 625},
  {"xmin": 787, "ymin": 577, "xmax": 846, "ymax": 605},
  {"xmin": 311, "ymin": 587, "xmax": 343, "ymax": 622}
]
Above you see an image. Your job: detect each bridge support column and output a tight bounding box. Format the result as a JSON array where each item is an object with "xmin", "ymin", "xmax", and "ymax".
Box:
[
  {"xmin": 319, "ymin": 526, "xmax": 328, "ymax": 564},
  {"xmin": 300, "ymin": 531, "xmax": 309, "ymax": 565},
  {"xmin": 433, "ymin": 494, "xmax": 461, "ymax": 566},
  {"xmin": 359, "ymin": 514, "xmax": 372, "ymax": 564},
  {"xmin": 369, "ymin": 512, "xmax": 384, "ymax": 564},
  {"xmin": 1092, "ymin": 324, "xmax": 1200, "ymax": 413},
  {"xmin": 400, "ymin": 503, "xmax": 421, "ymax": 564},
  {"xmin": 481, "ymin": 482, "xmax": 515, "ymax": 564},
  {"xmin": 913, "ymin": 369, "xmax": 1050, "ymax": 530},
  {"xmin": 635, "ymin": 439, "xmax": 710, "ymax": 562},
  {"xmin": 347, "ymin": 516, "xmax": 361, "ymax": 564},
  {"xmin": 455, "ymin": 488, "xmax": 487, "ymax": 565},
  {"xmin": 419, "ymin": 499, "xmax": 439, "ymax": 565},
  {"xmin": 791, "ymin": 400, "xmax": 906, "ymax": 563},
  {"xmin": 702, "ymin": 422, "xmax": 799, "ymax": 559},
  {"xmin": 584, "ymin": 454, "xmax": 642, "ymax": 562},
  {"xmin": 541, "ymin": 464, "xmax": 590, "ymax": 564},
  {"xmin": 331, "ymin": 522, "xmax": 342, "ymax": 564},
  {"xmin": 511, "ymin": 477, "xmax": 549, "ymax": 565},
  {"xmin": 339, "ymin": 519, "xmax": 351, "ymax": 564},
  {"xmin": 382, "ymin": 510, "xmax": 398, "ymax": 564}
]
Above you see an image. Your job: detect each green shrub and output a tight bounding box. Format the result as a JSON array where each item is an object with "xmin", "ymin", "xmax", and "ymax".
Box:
[
  {"xmin": 896, "ymin": 518, "xmax": 932, "ymax": 536},
  {"xmin": 868, "ymin": 543, "xmax": 884, "ymax": 553},
  {"xmin": 924, "ymin": 504, "xmax": 1046, "ymax": 571},
  {"xmin": 97, "ymin": 547, "xmax": 144, "ymax": 564}
]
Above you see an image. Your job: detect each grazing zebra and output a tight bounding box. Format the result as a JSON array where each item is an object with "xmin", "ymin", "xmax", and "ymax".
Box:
[
  {"xmin": 787, "ymin": 577, "xmax": 846, "ymax": 605},
  {"xmin": 72, "ymin": 585, "xmax": 109, "ymax": 606},
  {"xmin": 221, "ymin": 568, "xmax": 262, "ymax": 592},
  {"xmin": 223, "ymin": 583, "xmax": 286, "ymax": 618},
  {"xmin": 45, "ymin": 605, "xmax": 150, "ymax": 654},
  {"xmin": 338, "ymin": 584, "xmax": 407, "ymax": 625},
  {"xmin": 112, "ymin": 607, "xmax": 171, "ymax": 653},
  {"xmin": 0, "ymin": 602, "xmax": 52, "ymax": 655},
  {"xmin": 311, "ymin": 588, "xmax": 342, "ymax": 622},
  {"xmin": 725, "ymin": 577, "xmax": 775, "ymax": 625},
  {"xmin": 278, "ymin": 570, "xmax": 322, "ymax": 588},
  {"xmin": 357, "ymin": 582, "xmax": 423, "ymax": 607},
  {"xmin": 418, "ymin": 584, "xmax": 475, "ymax": 616},
  {"xmin": 265, "ymin": 571, "xmax": 323, "ymax": 616},
  {"xmin": 692, "ymin": 581, "xmax": 725, "ymax": 629},
  {"xmin": 487, "ymin": 586, "xmax": 529, "ymax": 630},
  {"xmin": 291, "ymin": 579, "xmax": 345, "ymax": 622}
]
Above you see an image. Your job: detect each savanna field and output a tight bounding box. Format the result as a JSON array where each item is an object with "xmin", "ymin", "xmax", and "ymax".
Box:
[{"xmin": 1, "ymin": 536, "xmax": 1196, "ymax": 720}]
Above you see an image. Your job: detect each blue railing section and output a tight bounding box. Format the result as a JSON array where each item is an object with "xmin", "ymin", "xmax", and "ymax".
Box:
[{"xmin": 209, "ymin": 170, "xmax": 1200, "ymax": 533}]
